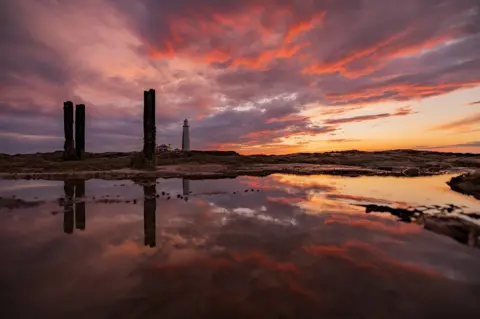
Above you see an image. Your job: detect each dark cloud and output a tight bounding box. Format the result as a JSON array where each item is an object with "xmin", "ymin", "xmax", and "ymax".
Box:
[
  {"xmin": 324, "ymin": 106, "xmax": 416, "ymax": 125},
  {"xmin": 326, "ymin": 139, "xmax": 361, "ymax": 143},
  {"xmin": 416, "ymin": 141, "xmax": 480, "ymax": 152}
]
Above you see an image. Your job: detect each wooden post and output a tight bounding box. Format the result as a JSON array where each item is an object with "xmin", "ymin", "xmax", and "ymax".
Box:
[
  {"xmin": 63, "ymin": 101, "xmax": 75, "ymax": 160},
  {"xmin": 75, "ymin": 104, "xmax": 86, "ymax": 160},
  {"xmin": 143, "ymin": 89, "xmax": 156, "ymax": 164}
]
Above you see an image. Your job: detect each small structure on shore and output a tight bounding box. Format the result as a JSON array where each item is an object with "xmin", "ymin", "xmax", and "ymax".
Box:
[{"xmin": 182, "ymin": 119, "xmax": 190, "ymax": 152}]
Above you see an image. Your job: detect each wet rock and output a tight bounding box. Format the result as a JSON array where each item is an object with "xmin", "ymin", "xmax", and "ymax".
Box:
[
  {"xmin": 0, "ymin": 197, "xmax": 44, "ymax": 210},
  {"xmin": 360, "ymin": 203, "xmax": 480, "ymax": 248},
  {"xmin": 97, "ymin": 198, "xmax": 125, "ymax": 204},
  {"xmin": 403, "ymin": 168, "xmax": 420, "ymax": 177},
  {"xmin": 448, "ymin": 171, "xmax": 480, "ymax": 200}
]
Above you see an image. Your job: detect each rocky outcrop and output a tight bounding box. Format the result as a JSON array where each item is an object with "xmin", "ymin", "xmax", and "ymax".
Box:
[{"xmin": 448, "ymin": 171, "xmax": 480, "ymax": 200}]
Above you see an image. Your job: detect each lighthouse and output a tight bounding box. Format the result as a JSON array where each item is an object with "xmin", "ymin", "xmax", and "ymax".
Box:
[{"xmin": 182, "ymin": 119, "xmax": 190, "ymax": 151}]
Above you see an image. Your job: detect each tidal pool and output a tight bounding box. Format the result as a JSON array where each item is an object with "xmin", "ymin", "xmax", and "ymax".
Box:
[{"xmin": 0, "ymin": 174, "xmax": 479, "ymax": 318}]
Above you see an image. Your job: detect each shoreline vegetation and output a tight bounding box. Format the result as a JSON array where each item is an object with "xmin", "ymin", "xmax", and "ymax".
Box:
[{"xmin": 0, "ymin": 149, "xmax": 478, "ymax": 199}]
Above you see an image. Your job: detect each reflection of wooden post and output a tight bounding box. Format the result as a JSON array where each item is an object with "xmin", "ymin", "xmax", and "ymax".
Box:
[
  {"xmin": 468, "ymin": 228, "xmax": 478, "ymax": 248},
  {"xmin": 63, "ymin": 180, "xmax": 75, "ymax": 234},
  {"xmin": 63, "ymin": 101, "xmax": 75, "ymax": 160},
  {"xmin": 75, "ymin": 180, "xmax": 86, "ymax": 230},
  {"xmin": 143, "ymin": 89, "xmax": 156, "ymax": 164},
  {"xmin": 143, "ymin": 183, "xmax": 156, "ymax": 247},
  {"xmin": 182, "ymin": 178, "xmax": 190, "ymax": 196},
  {"xmin": 75, "ymin": 104, "xmax": 86, "ymax": 160}
]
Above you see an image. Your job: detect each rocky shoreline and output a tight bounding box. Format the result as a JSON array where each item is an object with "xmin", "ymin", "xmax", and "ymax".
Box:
[{"xmin": 1, "ymin": 150, "xmax": 478, "ymax": 198}]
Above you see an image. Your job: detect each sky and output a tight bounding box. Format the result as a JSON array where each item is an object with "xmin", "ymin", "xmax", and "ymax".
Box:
[{"xmin": 0, "ymin": 0, "xmax": 479, "ymax": 155}]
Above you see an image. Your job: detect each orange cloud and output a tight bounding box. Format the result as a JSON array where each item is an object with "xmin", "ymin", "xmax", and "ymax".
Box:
[
  {"xmin": 301, "ymin": 29, "xmax": 409, "ymax": 75},
  {"xmin": 284, "ymin": 12, "xmax": 326, "ymax": 43},
  {"xmin": 323, "ymin": 106, "xmax": 416, "ymax": 125},
  {"xmin": 230, "ymin": 42, "xmax": 309, "ymax": 70},
  {"xmin": 326, "ymin": 81, "xmax": 480, "ymax": 105},
  {"xmin": 301, "ymin": 28, "xmax": 457, "ymax": 78},
  {"xmin": 431, "ymin": 112, "xmax": 480, "ymax": 131}
]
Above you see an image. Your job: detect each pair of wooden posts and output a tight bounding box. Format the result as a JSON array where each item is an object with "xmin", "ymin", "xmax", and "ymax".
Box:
[
  {"xmin": 63, "ymin": 101, "xmax": 85, "ymax": 160},
  {"xmin": 64, "ymin": 89, "xmax": 155, "ymax": 162}
]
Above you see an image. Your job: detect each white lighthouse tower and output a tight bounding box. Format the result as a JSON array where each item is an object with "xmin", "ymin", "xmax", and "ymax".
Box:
[{"xmin": 182, "ymin": 119, "xmax": 190, "ymax": 151}]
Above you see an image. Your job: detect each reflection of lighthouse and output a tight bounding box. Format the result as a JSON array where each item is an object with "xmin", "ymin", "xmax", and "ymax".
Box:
[{"xmin": 182, "ymin": 119, "xmax": 190, "ymax": 151}]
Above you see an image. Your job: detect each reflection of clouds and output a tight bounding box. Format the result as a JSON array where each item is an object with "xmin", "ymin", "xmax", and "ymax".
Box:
[
  {"xmin": 239, "ymin": 174, "xmax": 480, "ymax": 215},
  {"xmin": 2, "ymin": 175, "xmax": 480, "ymax": 317},
  {"xmin": 324, "ymin": 214, "xmax": 420, "ymax": 235},
  {"xmin": 210, "ymin": 206, "xmax": 298, "ymax": 227}
]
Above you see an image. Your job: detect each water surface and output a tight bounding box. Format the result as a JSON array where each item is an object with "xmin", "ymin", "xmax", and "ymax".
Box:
[{"xmin": 0, "ymin": 174, "xmax": 479, "ymax": 318}]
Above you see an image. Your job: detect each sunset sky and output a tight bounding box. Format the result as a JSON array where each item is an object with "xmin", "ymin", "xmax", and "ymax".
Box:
[{"xmin": 1, "ymin": 0, "xmax": 479, "ymax": 155}]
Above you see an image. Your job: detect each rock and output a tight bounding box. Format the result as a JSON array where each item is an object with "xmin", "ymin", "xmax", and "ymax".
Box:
[
  {"xmin": 403, "ymin": 168, "xmax": 420, "ymax": 177},
  {"xmin": 448, "ymin": 171, "xmax": 480, "ymax": 200}
]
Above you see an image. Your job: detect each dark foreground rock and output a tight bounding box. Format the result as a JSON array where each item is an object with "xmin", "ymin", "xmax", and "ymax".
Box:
[
  {"xmin": 0, "ymin": 197, "xmax": 45, "ymax": 210},
  {"xmin": 360, "ymin": 204, "xmax": 480, "ymax": 248},
  {"xmin": 448, "ymin": 171, "xmax": 480, "ymax": 200}
]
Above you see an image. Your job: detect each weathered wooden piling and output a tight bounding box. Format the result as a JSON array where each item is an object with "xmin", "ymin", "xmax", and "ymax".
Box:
[
  {"xmin": 143, "ymin": 183, "xmax": 156, "ymax": 247},
  {"xmin": 75, "ymin": 179, "xmax": 85, "ymax": 230},
  {"xmin": 75, "ymin": 104, "xmax": 86, "ymax": 160},
  {"xmin": 63, "ymin": 101, "xmax": 75, "ymax": 160},
  {"xmin": 63, "ymin": 180, "xmax": 75, "ymax": 234},
  {"xmin": 143, "ymin": 89, "xmax": 156, "ymax": 164}
]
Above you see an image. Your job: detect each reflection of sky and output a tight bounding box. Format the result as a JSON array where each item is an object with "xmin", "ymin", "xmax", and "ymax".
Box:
[{"xmin": 0, "ymin": 175, "xmax": 479, "ymax": 317}]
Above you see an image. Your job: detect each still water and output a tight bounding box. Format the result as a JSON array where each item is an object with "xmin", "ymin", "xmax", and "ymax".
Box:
[{"xmin": 0, "ymin": 174, "xmax": 479, "ymax": 318}]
